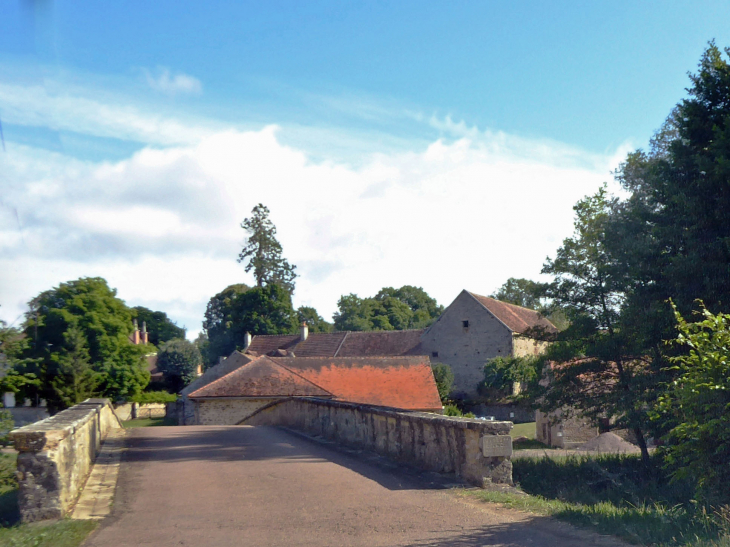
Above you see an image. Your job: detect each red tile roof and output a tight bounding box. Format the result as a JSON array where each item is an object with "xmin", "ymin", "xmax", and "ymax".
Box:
[
  {"xmin": 244, "ymin": 329, "xmax": 425, "ymax": 358},
  {"xmin": 468, "ymin": 292, "xmax": 557, "ymax": 334},
  {"xmin": 189, "ymin": 355, "xmax": 442, "ymax": 411},
  {"xmin": 181, "ymin": 351, "xmax": 254, "ymax": 396}
]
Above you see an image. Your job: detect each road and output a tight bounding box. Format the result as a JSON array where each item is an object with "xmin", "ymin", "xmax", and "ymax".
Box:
[{"xmin": 84, "ymin": 425, "xmax": 624, "ymax": 547}]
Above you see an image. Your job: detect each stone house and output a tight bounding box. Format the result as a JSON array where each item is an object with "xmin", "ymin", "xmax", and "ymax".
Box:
[
  {"xmin": 419, "ymin": 290, "xmax": 557, "ymax": 397},
  {"xmin": 180, "ymin": 354, "xmax": 442, "ymax": 425}
]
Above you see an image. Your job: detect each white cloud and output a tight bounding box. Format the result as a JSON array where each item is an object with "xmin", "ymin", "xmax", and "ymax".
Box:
[
  {"xmin": 0, "ymin": 125, "xmax": 627, "ymax": 338},
  {"xmin": 143, "ymin": 67, "xmax": 203, "ymax": 96}
]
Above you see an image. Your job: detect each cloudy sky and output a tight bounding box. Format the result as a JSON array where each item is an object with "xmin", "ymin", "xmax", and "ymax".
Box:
[{"xmin": 1, "ymin": 2, "xmax": 729, "ymax": 337}]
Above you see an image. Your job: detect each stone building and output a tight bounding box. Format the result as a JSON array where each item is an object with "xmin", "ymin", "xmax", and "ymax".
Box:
[
  {"xmin": 420, "ymin": 290, "xmax": 557, "ymax": 397},
  {"xmin": 180, "ymin": 354, "xmax": 442, "ymax": 425}
]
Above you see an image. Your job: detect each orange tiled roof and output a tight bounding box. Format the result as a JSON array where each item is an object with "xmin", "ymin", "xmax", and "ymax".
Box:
[
  {"xmin": 188, "ymin": 356, "xmax": 332, "ymax": 398},
  {"xmin": 468, "ymin": 292, "xmax": 557, "ymax": 334},
  {"xmin": 189, "ymin": 355, "xmax": 442, "ymax": 411},
  {"xmin": 244, "ymin": 329, "xmax": 425, "ymax": 358}
]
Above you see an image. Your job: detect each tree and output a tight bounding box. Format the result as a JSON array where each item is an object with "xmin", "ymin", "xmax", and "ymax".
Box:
[
  {"xmin": 156, "ymin": 338, "xmax": 203, "ymax": 393},
  {"xmin": 49, "ymin": 326, "xmax": 101, "ymax": 409},
  {"xmin": 539, "ymin": 187, "xmax": 653, "ymax": 463},
  {"xmin": 651, "ymin": 302, "xmax": 730, "ymax": 504},
  {"xmin": 132, "ymin": 307, "xmax": 185, "ymax": 347},
  {"xmin": 297, "ymin": 306, "xmax": 333, "ymax": 333},
  {"xmin": 491, "ymin": 278, "xmax": 547, "ymax": 310},
  {"xmin": 0, "ymin": 319, "xmax": 40, "ymax": 400},
  {"xmin": 22, "ymin": 277, "xmax": 150, "ymax": 406},
  {"xmin": 229, "ymin": 284, "xmax": 298, "ymax": 339},
  {"xmin": 238, "ymin": 204, "xmax": 297, "ymax": 294},
  {"xmin": 202, "ymin": 284, "xmax": 250, "ymax": 364},
  {"xmin": 431, "ymin": 363, "xmax": 454, "ymax": 403},
  {"xmin": 480, "ymin": 356, "xmax": 539, "ymax": 398},
  {"xmin": 202, "ymin": 283, "xmax": 298, "ymax": 363},
  {"xmin": 333, "ymin": 286, "xmax": 443, "ymax": 331}
]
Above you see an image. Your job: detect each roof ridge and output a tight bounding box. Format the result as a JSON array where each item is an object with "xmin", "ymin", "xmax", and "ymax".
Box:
[
  {"xmin": 333, "ymin": 331, "xmax": 349, "ymax": 357},
  {"xmin": 269, "ymin": 355, "xmax": 425, "ymax": 360},
  {"xmin": 273, "ymin": 362, "xmax": 334, "ymax": 396},
  {"xmin": 187, "ymin": 354, "xmax": 264, "ymax": 397},
  {"xmin": 468, "ymin": 291, "xmax": 544, "ymax": 316}
]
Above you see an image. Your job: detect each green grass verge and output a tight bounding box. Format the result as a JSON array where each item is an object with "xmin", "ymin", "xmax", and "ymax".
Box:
[
  {"xmin": 466, "ymin": 454, "xmax": 730, "ymax": 546},
  {"xmin": 510, "ymin": 422, "xmax": 536, "ymax": 439},
  {"xmin": 0, "ymin": 519, "xmax": 98, "ymax": 547},
  {"xmin": 123, "ymin": 417, "xmax": 178, "ymax": 428}
]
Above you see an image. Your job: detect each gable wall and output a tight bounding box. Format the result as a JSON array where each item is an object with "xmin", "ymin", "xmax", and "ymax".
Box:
[
  {"xmin": 194, "ymin": 398, "xmax": 279, "ymax": 425},
  {"xmin": 420, "ymin": 292, "xmax": 513, "ymax": 397}
]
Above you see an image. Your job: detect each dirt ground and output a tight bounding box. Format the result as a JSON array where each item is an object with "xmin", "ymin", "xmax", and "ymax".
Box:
[{"xmin": 83, "ymin": 425, "xmax": 628, "ymax": 547}]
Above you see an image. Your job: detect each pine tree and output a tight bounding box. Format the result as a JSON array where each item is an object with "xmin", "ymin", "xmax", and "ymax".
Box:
[{"xmin": 237, "ymin": 204, "xmax": 297, "ymax": 294}]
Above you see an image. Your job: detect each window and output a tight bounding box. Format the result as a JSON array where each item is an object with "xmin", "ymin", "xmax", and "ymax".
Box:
[
  {"xmin": 462, "ymin": 320, "xmax": 469, "ymax": 328},
  {"xmin": 432, "ymin": 351, "xmax": 439, "ymax": 358}
]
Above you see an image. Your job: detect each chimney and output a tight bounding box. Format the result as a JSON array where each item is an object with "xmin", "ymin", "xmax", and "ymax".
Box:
[
  {"xmin": 300, "ymin": 321, "xmax": 308, "ymax": 341},
  {"xmin": 243, "ymin": 332, "xmax": 252, "ymax": 351},
  {"xmin": 141, "ymin": 321, "xmax": 148, "ymax": 344},
  {"xmin": 132, "ymin": 319, "xmax": 140, "ymax": 345}
]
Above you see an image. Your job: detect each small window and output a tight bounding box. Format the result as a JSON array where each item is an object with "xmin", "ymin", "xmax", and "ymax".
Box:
[
  {"xmin": 462, "ymin": 320, "xmax": 469, "ymax": 328},
  {"xmin": 432, "ymin": 351, "xmax": 439, "ymax": 358}
]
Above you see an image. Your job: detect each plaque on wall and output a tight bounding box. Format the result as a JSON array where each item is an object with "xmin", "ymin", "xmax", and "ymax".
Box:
[{"xmin": 481, "ymin": 435, "xmax": 513, "ymax": 457}]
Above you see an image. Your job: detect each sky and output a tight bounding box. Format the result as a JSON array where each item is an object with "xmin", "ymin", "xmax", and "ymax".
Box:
[{"xmin": 1, "ymin": 1, "xmax": 729, "ymax": 338}]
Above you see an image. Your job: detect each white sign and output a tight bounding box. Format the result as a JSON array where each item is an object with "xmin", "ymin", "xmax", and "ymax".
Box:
[{"xmin": 481, "ymin": 435, "xmax": 512, "ymax": 458}]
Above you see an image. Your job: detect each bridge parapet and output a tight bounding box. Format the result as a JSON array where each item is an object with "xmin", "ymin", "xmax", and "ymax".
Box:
[
  {"xmin": 10, "ymin": 398, "xmax": 123, "ymax": 522},
  {"xmin": 243, "ymin": 398, "xmax": 513, "ymax": 486}
]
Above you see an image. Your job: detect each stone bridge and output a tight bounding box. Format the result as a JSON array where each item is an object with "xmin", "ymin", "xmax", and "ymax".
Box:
[{"xmin": 10, "ymin": 399, "xmax": 626, "ymax": 547}]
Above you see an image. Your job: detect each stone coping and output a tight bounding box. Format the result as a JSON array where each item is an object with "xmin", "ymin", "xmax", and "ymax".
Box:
[
  {"xmin": 10, "ymin": 398, "xmax": 121, "ymax": 452},
  {"xmin": 287, "ymin": 397, "xmax": 513, "ymax": 434}
]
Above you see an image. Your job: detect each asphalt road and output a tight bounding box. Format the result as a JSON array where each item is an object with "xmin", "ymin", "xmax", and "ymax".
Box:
[{"xmin": 83, "ymin": 425, "xmax": 625, "ymax": 547}]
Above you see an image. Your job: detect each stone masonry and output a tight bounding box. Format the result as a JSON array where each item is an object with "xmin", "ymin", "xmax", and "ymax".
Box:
[
  {"xmin": 10, "ymin": 398, "xmax": 123, "ymax": 522},
  {"xmin": 244, "ymin": 397, "xmax": 513, "ymax": 486}
]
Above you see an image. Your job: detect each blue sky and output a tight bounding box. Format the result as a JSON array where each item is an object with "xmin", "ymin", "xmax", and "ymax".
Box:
[{"xmin": 1, "ymin": 1, "xmax": 729, "ymax": 335}]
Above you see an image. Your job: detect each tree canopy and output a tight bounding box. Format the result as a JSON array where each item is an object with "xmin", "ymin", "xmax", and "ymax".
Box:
[
  {"xmin": 156, "ymin": 338, "xmax": 203, "ymax": 393},
  {"xmin": 132, "ymin": 307, "xmax": 185, "ymax": 347},
  {"xmin": 19, "ymin": 277, "xmax": 150, "ymax": 410},
  {"xmin": 238, "ymin": 204, "xmax": 297, "ymax": 294},
  {"xmin": 297, "ymin": 306, "xmax": 333, "ymax": 333},
  {"xmin": 333, "ymin": 286, "xmax": 443, "ymax": 331}
]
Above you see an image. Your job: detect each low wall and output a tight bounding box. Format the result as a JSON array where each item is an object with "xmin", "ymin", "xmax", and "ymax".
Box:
[
  {"xmin": 10, "ymin": 398, "xmax": 123, "ymax": 522},
  {"xmin": 114, "ymin": 402, "xmax": 169, "ymax": 421},
  {"xmin": 7, "ymin": 407, "xmax": 51, "ymax": 428},
  {"xmin": 244, "ymin": 398, "xmax": 513, "ymax": 486}
]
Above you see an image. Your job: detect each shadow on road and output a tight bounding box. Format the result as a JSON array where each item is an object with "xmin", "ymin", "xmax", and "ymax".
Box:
[{"xmin": 122, "ymin": 425, "xmax": 462, "ymax": 492}]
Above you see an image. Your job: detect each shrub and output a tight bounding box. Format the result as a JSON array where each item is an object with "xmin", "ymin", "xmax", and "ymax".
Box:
[
  {"xmin": 431, "ymin": 363, "xmax": 454, "ymax": 402},
  {"xmin": 443, "ymin": 404, "xmax": 475, "ymax": 418},
  {"xmin": 0, "ymin": 410, "xmax": 13, "ymax": 448},
  {"xmin": 129, "ymin": 391, "xmax": 177, "ymax": 404}
]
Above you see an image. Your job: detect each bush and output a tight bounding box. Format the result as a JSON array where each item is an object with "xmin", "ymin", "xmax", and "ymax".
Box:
[
  {"xmin": 129, "ymin": 391, "xmax": 177, "ymax": 404},
  {"xmin": 443, "ymin": 404, "xmax": 475, "ymax": 418},
  {"xmin": 156, "ymin": 338, "xmax": 203, "ymax": 393},
  {"xmin": 431, "ymin": 363, "xmax": 454, "ymax": 402},
  {"xmin": 0, "ymin": 410, "xmax": 13, "ymax": 448}
]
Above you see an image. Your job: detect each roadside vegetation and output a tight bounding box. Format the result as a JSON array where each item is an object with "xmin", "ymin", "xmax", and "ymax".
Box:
[
  {"xmin": 0, "ymin": 453, "xmax": 96, "ymax": 547},
  {"xmin": 469, "ymin": 453, "xmax": 730, "ymax": 547}
]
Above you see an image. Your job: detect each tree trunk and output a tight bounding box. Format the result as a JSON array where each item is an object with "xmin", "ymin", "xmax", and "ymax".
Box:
[{"xmin": 633, "ymin": 426, "xmax": 651, "ymax": 466}]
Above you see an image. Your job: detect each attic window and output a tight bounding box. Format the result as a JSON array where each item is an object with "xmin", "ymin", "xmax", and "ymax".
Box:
[
  {"xmin": 462, "ymin": 320, "xmax": 469, "ymax": 328},
  {"xmin": 432, "ymin": 351, "xmax": 439, "ymax": 358}
]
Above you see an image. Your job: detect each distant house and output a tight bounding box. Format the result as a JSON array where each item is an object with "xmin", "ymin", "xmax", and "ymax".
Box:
[
  {"xmin": 420, "ymin": 290, "xmax": 557, "ymax": 397},
  {"xmin": 180, "ymin": 353, "xmax": 441, "ymax": 425}
]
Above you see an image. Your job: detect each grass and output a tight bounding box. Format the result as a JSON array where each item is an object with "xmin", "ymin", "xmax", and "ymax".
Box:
[
  {"xmin": 0, "ymin": 453, "xmax": 97, "ymax": 547},
  {"xmin": 510, "ymin": 422, "xmax": 536, "ymax": 439},
  {"xmin": 123, "ymin": 416, "xmax": 178, "ymax": 428},
  {"xmin": 467, "ymin": 453, "xmax": 730, "ymax": 546}
]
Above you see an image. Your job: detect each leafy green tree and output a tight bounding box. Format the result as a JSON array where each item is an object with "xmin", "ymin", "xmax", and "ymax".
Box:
[
  {"xmin": 0, "ymin": 320, "xmax": 40, "ymax": 400},
  {"xmin": 539, "ymin": 187, "xmax": 653, "ymax": 463},
  {"xmin": 491, "ymin": 278, "xmax": 547, "ymax": 310},
  {"xmin": 49, "ymin": 326, "xmax": 101, "ymax": 409},
  {"xmin": 230, "ymin": 284, "xmax": 298, "ymax": 340},
  {"xmin": 652, "ymin": 302, "xmax": 730, "ymax": 504},
  {"xmin": 480, "ymin": 356, "xmax": 539, "ymax": 397},
  {"xmin": 238, "ymin": 204, "xmax": 297, "ymax": 294},
  {"xmin": 202, "ymin": 283, "xmax": 250, "ymax": 364},
  {"xmin": 156, "ymin": 338, "xmax": 203, "ymax": 393},
  {"xmin": 431, "ymin": 363, "xmax": 454, "ymax": 403},
  {"xmin": 132, "ymin": 307, "xmax": 185, "ymax": 347},
  {"xmin": 297, "ymin": 306, "xmax": 333, "ymax": 333},
  {"xmin": 333, "ymin": 286, "xmax": 443, "ymax": 331},
  {"xmin": 22, "ymin": 277, "xmax": 150, "ymax": 405}
]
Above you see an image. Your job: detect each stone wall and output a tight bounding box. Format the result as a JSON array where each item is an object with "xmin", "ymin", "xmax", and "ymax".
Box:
[
  {"xmin": 243, "ymin": 398, "xmax": 513, "ymax": 486},
  {"xmin": 194, "ymin": 398, "xmax": 279, "ymax": 425},
  {"xmin": 536, "ymin": 408, "xmax": 597, "ymax": 448},
  {"xmin": 421, "ymin": 292, "xmax": 513, "ymax": 397},
  {"xmin": 114, "ymin": 402, "xmax": 169, "ymax": 421},
  {"xmin": 10, "ymin": 398, "xmax": 123, "ymax": 522},
  {"xmin": 7, "ymin": 407, "xmax": 50, "ymax": 428}
]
